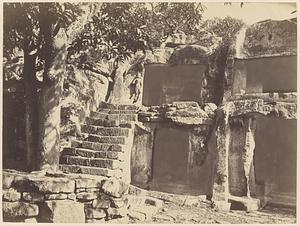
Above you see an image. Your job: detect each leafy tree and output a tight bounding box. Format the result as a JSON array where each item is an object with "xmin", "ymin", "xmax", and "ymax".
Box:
[
  {"xmin": 3, "ymin": 2, "xmax": 84, "ymax": 171},
  {"xmin": 68, "ymin": 3, "xmax": 205, "ymax": 102}
]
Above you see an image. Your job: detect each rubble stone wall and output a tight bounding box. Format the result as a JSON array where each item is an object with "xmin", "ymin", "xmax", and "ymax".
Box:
[{"xmin": 2, "ymin": 169, "xmax": 162, "ymax": 223}]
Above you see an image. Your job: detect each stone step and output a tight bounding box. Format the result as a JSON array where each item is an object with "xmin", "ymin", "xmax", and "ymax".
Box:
[
  {"xmin": 90, "ymin": 112, "xmax": 137, "ymax": 121},
  {"xmin": 61, "ymin": 147, "xmax": 125, "ymax": 160},
  {"xmin": 59, "ymin": 165, "xmax": 122, "ymax": 178},
  {"xmin": 108, "ymin": 110, "xmax": 138, "ymax": 114},
  {"xmin": 71, "ymin": 140, "xmax": 124, "ymax": 153},
  {"xmin": 81, "ymin": 124, "xmax": 130, "ymax": 137},
  {"xmin": 86, "ymin": 135, "xmax": 127, "ymax": 145},
  {"xmin": 60, "ymin": 155, "xmax": 120, "ymax": 170},
  {"xmin": 85, "ymin": 117, "xmax": 133, "ymax": 128},
  {"xmin": 98, "ymin": 102, "xmax": 139, "ymax": 111},
  {"xmin": 86, "ymin": 117, "xmax": 119, "ymax": 127}
]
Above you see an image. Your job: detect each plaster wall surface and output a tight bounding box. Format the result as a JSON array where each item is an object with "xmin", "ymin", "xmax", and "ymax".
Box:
[{"xmin": 143, "ymin": 64, "xmax": 205, "ymax": 106}]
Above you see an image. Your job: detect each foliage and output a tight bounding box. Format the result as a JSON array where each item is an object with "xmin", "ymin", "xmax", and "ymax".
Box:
[
  {"xmin": 3, "ymin": 3, "xmax": 83, "ymax": 80},
  {"xmin": 68, "ymin": 3, "xmax": 205, "ymax": 69},
  {"xmin": 201, "ymin": 16, "xmax": 245, "ymax": 45}
]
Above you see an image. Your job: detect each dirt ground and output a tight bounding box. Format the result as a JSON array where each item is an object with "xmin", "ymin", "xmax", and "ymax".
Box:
[{"xmin": 131, "ymin": 202, "xmax": 297, "ymax": 224}]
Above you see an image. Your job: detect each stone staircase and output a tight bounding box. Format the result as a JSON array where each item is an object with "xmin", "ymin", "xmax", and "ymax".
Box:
[{"xmin": 59, "ymin": 102, "xmax": 138, "ymax": 183}]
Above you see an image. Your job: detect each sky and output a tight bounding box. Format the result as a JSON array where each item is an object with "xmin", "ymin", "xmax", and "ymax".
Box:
[{"xmin": 202, "ymin": 2, "xmax": 296, "ymax": 25}]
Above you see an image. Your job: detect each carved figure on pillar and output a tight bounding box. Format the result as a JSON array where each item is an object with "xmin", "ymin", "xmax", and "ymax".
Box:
[{"xmin": 242, "ymin": 116, "xmax": 256, "ymax": 198}]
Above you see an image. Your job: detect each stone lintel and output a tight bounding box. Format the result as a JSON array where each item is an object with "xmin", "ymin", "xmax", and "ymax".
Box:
[
  {"xmin": 228, "ymin": 92, "xmax": 297, "ymax": 103},
  {"xmin": 222, "ymin": 99, "xmax": 297, "ymax": 119}
]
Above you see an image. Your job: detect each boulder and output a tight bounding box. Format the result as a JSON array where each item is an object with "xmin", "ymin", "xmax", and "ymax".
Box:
[{"xmin": 102, "ymin": 179, "xmax": 129, "ymax": 198}]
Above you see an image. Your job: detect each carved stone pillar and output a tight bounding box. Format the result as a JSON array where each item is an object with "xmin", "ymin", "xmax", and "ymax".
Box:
[{"xmin": 212, "ymin": 109, "xmax": 231, "ymax": 210}]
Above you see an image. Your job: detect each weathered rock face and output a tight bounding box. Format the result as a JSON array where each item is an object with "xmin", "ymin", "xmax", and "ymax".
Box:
[
  {"xmin": 60, "ymin": 66, "xmax": 109, "ymax": 148},
  {"xmin": 238, "ymin": 19, "xmax": 297, "ymax": 58}
]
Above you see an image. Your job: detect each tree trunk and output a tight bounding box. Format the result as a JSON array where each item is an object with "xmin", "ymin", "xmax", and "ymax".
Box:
[
  {"xmin": 23, "ymin": 51, "xmax": 39, "ymax": 171},
  {"xmin": 215, "ymin": 45, "xmax": 229, "ymax": 106},
  {"xmin": 38, "ymin": 5, "xmax": 67, "ymax": 171}
]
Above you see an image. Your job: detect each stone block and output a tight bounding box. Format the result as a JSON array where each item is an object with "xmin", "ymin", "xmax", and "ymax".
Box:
[
  {"xmin": 77, "ymin": 192, "xmax": 98, "ymax": 201},
  {"xmin": 107, "ymin": 151, "xmax": 124, "ymax": 160},
  {"xmin": 45, "ymin": 193, "xmax": 68, "ymax": 200},
  {"xmin": 87, "ymin": 135, "xmax": 126, "ymax": 145},
  {"xmin": 102, "ymin": 179, "xmax": 129, "ymax": 198},
  {"xmin": 70, "ymin": 139, "xmax": 82, "ymax": 148},
  {"xmin": 30, "ymin": 177, "xmax": 75, "ymax": 193},
  {"xmin": 107, "ymin": 114, "xmax": 120, "ymax": 120},
  {"xmin": 59, "ymin": 164, "xmax": 81, "ymax": 174},
  {"xmin": 75, "ymin": 177, "xmax": 103, "ymax": 189},
  {"xmin": 60, "ymin": 155, "xmax": 89, "ymax": 166},
  {"xmin": 62, "ymin": 147, "xmax": 97, "ymax": 158},
  {"xmin": 81, "ymin": 141, "xmax": 123, "ymax": 152},
  {"xmin": 85, "ymin": 207, "xmax": 107, "ymax": 219},
  {"xmin": 172, "ymin": 101, "xmax": 199, "ymax": 109},
  {"xmin": 107, "ymin": 207, "xmax": 128, "ymax": 218},
  {"xmin": 90, "ymin": 111, "xmax": 109, "ymax": 119},
  {"xmin": 110, "ymin": 197, "xmax": 127, "ymax": 208},
  {"xmin": 89, "ymin": 158, "xmax": 120, "ymax": 169},
  {"xmin": 22, "ymin": 192, "xmax": 44, "ymax": 203},
  {"xmin": 3, "ymin": 188, "xmax": 21, "ymax": 202},
  {"xmin": 38, "ymin": 200, "xmax": 85, "ymax": 223},
  {"xmin": 86, "ymin": 188, "xmax": 101, "ymax": 193},
  {"xmin": 119, "ymin": 114, "xmax": 137, "ymax": 121},
  {"xmin": 128, "ymin": 209, "xmax": 146, "ymax": 221},
  {"xmin": 229, "ymin": 196, "xmax": 260, "ymax": 212},
  {"xmin": 98, "ymin": 101, "xmax": 118, "ymax": 110},
  {"xmin": 24, "ymin": 217, "xmax": 38, "ymax": 223},
  {"xmin": 67, "ymin": 193, "xmax": 76, "ymax": 200},
  {"xmin": 86, "ymin": 117, "xmax": 119, "ymax": 127},
  {"xmin": 144, "ymin": 196, "xmax": 164, "ymax": 208},
  {"xmin": 3, "ymin": 201, "xmax": 39, "ymax": 218},
  {"xmin": 109, "ymin": 109, "xmax": 137, "ymax": 114},
  {"xmin": 3, "ymin": 172, "xmax": 16, "ymax": 189},
  {"xmin": 118, "ymin": 104, "xmax": 138, "ymax": 110},
  {"xmin": 82, "ymin": 125, "xmax": 130, "ymax": 137},
  {"xmin": 119, "ymin": 121, "xmax": 134, "ymax": 128},
  {"xmin": 79, "ymin": 166, "xmax": 121, "ymax": 177},
  {"xmin": 213, "ymin": 201, "xmax": 231, "ymax": 212},
  {"xmin": 92, "ymin": 194, "xmax": 111, "ymax": 209},
  {"xmin": 86, "ymin": 218, "xmax": 106, "ymax": 223}
]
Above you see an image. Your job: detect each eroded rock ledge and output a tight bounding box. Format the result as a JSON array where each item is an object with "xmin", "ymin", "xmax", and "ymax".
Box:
[{"xmin": 138, "ymin": 101, "xmax": 217, "ymax": 125}]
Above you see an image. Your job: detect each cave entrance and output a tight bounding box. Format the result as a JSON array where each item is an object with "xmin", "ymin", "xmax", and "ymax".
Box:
[
  {"xmin": 233, "ymin": 55, "xmax": 297, "ymax": 94},
  {"xmin": 254, "ymin": 116, "xmax": 297, "ymax": 207},
  {"xmin": 131, "ymin": 123, "xmax": 216, "ymax": 196}
]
